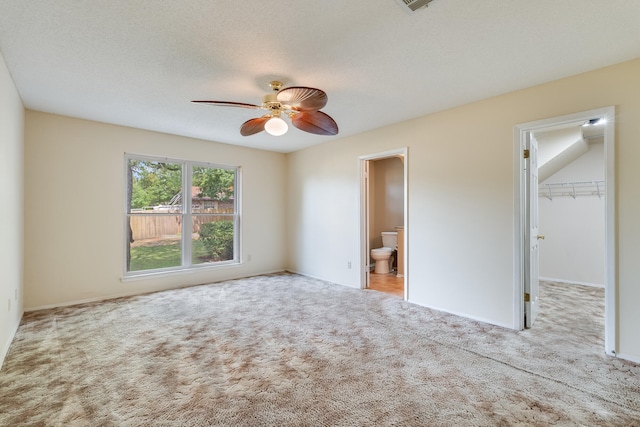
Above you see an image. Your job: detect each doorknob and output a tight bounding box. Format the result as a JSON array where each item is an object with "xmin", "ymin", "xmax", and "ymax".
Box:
[{"xmin": 537, "ymin": 235, "xmax": 545, "ymax": 240}]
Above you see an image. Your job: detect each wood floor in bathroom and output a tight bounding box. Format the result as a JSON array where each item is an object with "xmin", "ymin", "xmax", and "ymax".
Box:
[{"xmin": 368, "ymin": 272, "xmax": 404, "ymax": 298}]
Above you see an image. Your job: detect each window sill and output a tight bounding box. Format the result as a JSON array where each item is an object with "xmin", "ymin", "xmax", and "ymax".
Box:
[{"xmin": 121, "ymin": 261, "xmax": 242, "ymax": 283}]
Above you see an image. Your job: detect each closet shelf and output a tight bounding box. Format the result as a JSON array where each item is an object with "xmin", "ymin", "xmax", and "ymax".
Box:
[{"xmin": 539, "ymin": 180, "xmax": 605, "ymax": 200}]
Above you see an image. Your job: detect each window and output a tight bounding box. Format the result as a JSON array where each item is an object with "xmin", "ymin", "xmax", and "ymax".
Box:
[{"xmin": 125, "ymin": 154, "xmax": 240, "ymax": 275}]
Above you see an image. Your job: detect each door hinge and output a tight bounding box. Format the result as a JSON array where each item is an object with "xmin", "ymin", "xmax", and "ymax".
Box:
[
  {"xmin": 524, "ymin": 292, "xmax": 530, "ymax": 302},
  {"xmin": 523, "ymin": 149, "xmax": 530, "ymax": 159}
]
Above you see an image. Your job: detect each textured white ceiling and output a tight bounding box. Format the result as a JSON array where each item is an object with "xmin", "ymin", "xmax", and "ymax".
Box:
[{"xmin": 1, "ymin": 0, "xmax": 640, "ymax": 153}]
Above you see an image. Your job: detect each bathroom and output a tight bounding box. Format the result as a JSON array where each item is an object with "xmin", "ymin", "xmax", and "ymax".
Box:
[{"xmin": 367, "ymin": 155, "xmax": 405, "ymax": 296}]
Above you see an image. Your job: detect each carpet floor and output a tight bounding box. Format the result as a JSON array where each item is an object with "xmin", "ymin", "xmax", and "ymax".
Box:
[{"xmin": 1, "ymin": 273, "xmax": 638, "ymax": 426}]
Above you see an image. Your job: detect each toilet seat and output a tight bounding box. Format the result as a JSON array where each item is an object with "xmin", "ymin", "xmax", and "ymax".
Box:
[{"xmin": 371, "ymin": 247, "xmax": 393, "ymax": 254}]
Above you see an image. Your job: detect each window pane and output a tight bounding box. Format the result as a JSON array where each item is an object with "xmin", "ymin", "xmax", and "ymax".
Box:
[
  {"xmin": 191, "ymin": 166, "xmax": 235, "ymax": 214},
  {"xmin": 192, "ymin": 215, "xmax": 235, "ymax": 265},
  {"xmin": 128, "ymin": 215, "xmax": 183, "ymax": 272},
  {"xmin": 127, "ymin": 159, "xmax": 183, "ymax": 213},
  {"xmin": 125, "ymin": 156, "xmax": 239, "ymax": 276}
]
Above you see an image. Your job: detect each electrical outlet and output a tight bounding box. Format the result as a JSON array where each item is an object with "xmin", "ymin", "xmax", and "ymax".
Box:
[
  {"xmin": 247, "ymin": 254, "xmax": 252, "ymax": 262},
  {"xmin": 347, "ymin": 261, "xmax": 352, "ymax": 269}
]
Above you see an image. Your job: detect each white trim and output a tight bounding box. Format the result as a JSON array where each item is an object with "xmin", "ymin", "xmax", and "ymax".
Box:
[
  {"xmin": 358, "ymin": 148, "xmax": 409, "ymax": 300},
  {"xmin": 614, "ymin": 352, "xmax": 640, "ymax": 364},
  {"xmin": 602, "ymin": 110, "xmax": 616, "ymax": 357},
  {"xmin": 28, "ymin": 269, "xmax": 286, "ymax": 312},
  {"xmin": 539, "ymin": 277, "xmax": 604, "ymax": 288},
  {"xmin": 0, "ymin": 314, "xmax": 21, "ymax": 370},
  {"xmin": 183, "ymin": 162, "xmax": 192, "ymax": 267},
  {"xmin": 358, "ymin": 148, "xmax": 408, "ymax": 162},
  {"xmin": 358, "ymin": 158, "xmax": 369, "ymax": 289},
  {"xmin": 121, "ymin": 259, "xmax": 242, "ymax": 282},
  {"xmin": 284, "ymin": 269, "xmax": 354, "ymax": 288},
  {"xmin": 513, "ymin": 126, "xmax": 525, "ymax": 330},
  {"xmin": 235, "ymin": 166, "xmax": 243, "ymax": 264},
  {"xmin": 412, "ymin": 301, "xmax": 514, "ymax": 330},
  {"xmin": 513, "ymin": 106, "xmax": 616, "ymax": 355}
]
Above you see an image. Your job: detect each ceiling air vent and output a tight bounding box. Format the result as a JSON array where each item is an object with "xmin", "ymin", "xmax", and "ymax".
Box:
[{"xmin": 395, "ymin": 0, "xmax": 434, "ymax": 13}]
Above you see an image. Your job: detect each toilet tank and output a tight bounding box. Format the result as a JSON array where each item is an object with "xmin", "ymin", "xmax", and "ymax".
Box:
[{"xmin": 381, "ymin": 231, "xmax": 398, "ymax": 249}]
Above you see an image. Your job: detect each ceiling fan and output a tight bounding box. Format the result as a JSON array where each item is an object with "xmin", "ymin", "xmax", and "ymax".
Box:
[{"xmin": 192, "ymin": 81, "xmax": 338, "ymax": 137}]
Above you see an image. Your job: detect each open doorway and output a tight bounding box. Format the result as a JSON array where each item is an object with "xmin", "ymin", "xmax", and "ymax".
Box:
[
  {"xmin": 514, "ymin": 107, "xmax": 616, "ymax": 356},
  {"xmin": 536, "ymin": 123, "xmax": 605, "ymax": 287},
  {"xmin": 359, "ymin": 148, "xmax": 408, "ymax": 299}
]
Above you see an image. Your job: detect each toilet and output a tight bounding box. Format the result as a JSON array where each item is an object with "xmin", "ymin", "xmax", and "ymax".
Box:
[{"xmin": 370, "ymin": 231, "xmax": 398, "ymax": 274}]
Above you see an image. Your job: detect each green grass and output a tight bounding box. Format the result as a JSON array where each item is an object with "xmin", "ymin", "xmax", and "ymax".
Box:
[{"xmin": 129, "ymin": 239, "xmax": 211, "ymax": 272}]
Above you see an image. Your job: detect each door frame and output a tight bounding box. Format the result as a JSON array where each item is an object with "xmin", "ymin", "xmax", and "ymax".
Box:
[
  {"xmin": 359, "ymin": 147, "xmax": 409, "ymax": 300},
  {"xmin": 524, "ymin": 132, "xmax": 540, "ymax": 328},
  {"xmin": 513, "ymin": 106, "xmax": 616, "ymax": 356}
]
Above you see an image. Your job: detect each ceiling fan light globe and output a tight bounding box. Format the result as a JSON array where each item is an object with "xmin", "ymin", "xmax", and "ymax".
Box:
[{"xmin": 265, "ymin": 117, "xmax": 288, "ymax": 136}]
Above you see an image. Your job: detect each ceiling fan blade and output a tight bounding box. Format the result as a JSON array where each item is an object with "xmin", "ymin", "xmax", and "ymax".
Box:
[
  {"xmin": 276, "ymin": 87, "xmax": 327, "ymax": 111},
  {"xmin": 192, "ymin": 100, "xmax": 262, "ymax": 109},
  {"xmin": 291, "ymin": 111, "xmax": 339, "ymax": 136},
  {"xmin": 240, "ymin": 116, "xmax": 270, "ymax": 136}
]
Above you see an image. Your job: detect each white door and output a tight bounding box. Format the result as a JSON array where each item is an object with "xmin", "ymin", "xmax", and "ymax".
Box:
[{"xmin": 524, "ymin": 133, "xmax": 540, "ymax": 328}]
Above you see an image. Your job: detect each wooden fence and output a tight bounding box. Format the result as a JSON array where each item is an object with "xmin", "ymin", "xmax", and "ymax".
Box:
[{"xmin": 129, "ymin": 210, "xmax": 233, "ymax": 241}]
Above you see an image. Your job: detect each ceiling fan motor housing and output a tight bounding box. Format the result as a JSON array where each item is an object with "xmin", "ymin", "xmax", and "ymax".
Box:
[{"xmin": 262, "ymin": 93, "xmax": 284, "ymax": 117}]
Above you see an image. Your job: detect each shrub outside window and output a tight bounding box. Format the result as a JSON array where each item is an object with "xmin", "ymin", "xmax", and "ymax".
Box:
[{"xmin": 125, "ymin": 154, "xmax": 240, "ymax": 275}]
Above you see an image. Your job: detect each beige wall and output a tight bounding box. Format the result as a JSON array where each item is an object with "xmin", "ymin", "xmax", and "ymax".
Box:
[
  {"xmin": 286, "ymin": 58, "xmax": 640, "ymax": 361},
  {"xmin": 24, "ymin": 111, "xmax": 288, "ymax": 309},
  {"xmin": 0, "ymin": 52, "xmax": 24, "ymax": 366}
]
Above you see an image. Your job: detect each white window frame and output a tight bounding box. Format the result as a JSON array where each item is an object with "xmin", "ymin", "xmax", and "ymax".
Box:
[{"xmin": 124, "ymin": 153, "xmax": 241, "ymax": 278}]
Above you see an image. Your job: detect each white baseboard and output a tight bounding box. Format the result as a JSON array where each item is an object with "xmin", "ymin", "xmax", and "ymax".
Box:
[
  {"xmin": 1, "ymin": 312, "xmax": 22, "ymax": 370},
  {"xmin": 614, "ymin": 352, "xmax": 640, "ymax": 365},
  {"xmin": 26, "ymin": 269, "xmax": 286, "ymax": 312},
  {"xmin": 408, "ymin": 300, "xmax": 515, "ymax": 330},
  {"xmin": 284, "ymin": 269, "xmax": 356, "ymax": 289},
  {"xmin": 289, "ymin": 269, "xmax": 513, "ymax": 329},
  {"xmin": 539, "ymin": 277, "xmax": 604, "ymax": 288},
  {"xmin": 284, "ymin": 269, "xmax": 327, "ymax": 282}
]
